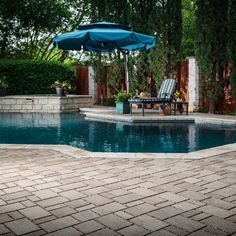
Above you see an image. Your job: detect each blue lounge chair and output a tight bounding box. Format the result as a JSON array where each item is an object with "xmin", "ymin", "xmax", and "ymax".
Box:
[{"xmin": 129, "ymin": 79, "xmax": 177, "ymax": 116}]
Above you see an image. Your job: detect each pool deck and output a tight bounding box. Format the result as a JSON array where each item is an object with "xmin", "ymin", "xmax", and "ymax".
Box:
[
  {"xmin": 1, "ymin": 107, "xmax": 236, "ymax": 235},
  {"xmin": 1, "ymin": 145, "xmax": 236, "ymax": 235}
]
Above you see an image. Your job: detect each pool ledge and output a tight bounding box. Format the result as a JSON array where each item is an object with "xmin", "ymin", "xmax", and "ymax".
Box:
[
  {"xmin": 84, "ymin": 112, "xmax": 195, "ymax": 124},
  {"xmin": 82, "ymin": 111, "xmax": 236, "ymax": 126},
  {"xmin": 1, "ymin": 143, "xmax": 236, "ymax": 160}
]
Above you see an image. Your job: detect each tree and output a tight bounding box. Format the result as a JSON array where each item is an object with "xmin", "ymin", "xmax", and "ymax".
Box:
[
  {"xmin": 147, "ymin": 0, "xmax": 182, "ymax": 90},
  {"xmin": 88, "ymin": 0, "xmax": 132, "ymax": 103},
  {"xmin": 128, "ymin": 0, "xmax": 157, "ymax": 93},
  {"xmin": 195, "ymin": 0, "xmax": 228, "ymax": 113},
  {"xmin": 181, "ymin": 0, "xmax": 196, "ymax": 59},
  {"xmin": 228, "ymin": 0, "xmax": 236, "ymax": 98},
  {"xmin": 100, "ymin": 0, "xmax": 183, "ymax": 94},
  {"xmin": 165, "ymin": 0, "xmax": 182, "ymax": 75},
  {"xmin": 0, "ymin": 0, "xmax": 90, "ymax": 60}
]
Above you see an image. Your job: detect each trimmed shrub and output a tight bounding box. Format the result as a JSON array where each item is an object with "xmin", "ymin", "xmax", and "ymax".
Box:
[{"xmin": 0, "ymin": 59, "xmax": 75, "ymax": 95}]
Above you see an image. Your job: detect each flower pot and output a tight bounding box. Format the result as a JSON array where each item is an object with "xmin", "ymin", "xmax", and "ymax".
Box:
[
  {"xmin": 56, "ymin": 87, "xmax": 65, "ymax": 96},
  {"xmin": 0, "ymin": 88, "xmax": 7, "ymax": 97},
  {"xmin": 116, "ymin": 102, "xmax": 130, "ymax": 114},
  {"xmin": 160, "ymin": 104, "xmax": 171, "ymax": 115}
]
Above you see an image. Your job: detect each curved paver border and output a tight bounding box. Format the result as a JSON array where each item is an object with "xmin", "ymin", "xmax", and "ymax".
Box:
[{"xmin": 1, "ymin": 143, "xmax": 236, "ymax": 159}]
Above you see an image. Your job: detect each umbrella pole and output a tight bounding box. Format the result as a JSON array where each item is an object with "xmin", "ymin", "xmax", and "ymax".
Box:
[{"xmin": 124, "ymin": 53, "xmax": 130, "ymax": 93}]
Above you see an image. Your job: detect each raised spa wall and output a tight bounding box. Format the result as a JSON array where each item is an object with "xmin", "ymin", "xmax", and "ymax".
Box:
[{"xmin": 0, "ymin": 95, "xmax": 93, "ymax": 113}]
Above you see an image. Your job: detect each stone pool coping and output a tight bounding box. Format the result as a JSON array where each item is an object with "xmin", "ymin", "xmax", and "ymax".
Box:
[{"xmin": 1, "ymin": 143, "xmax": 236, "ymax": 160}]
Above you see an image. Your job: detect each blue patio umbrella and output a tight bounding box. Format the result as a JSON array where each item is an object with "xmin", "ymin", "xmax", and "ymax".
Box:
[{"xmin": 53, "ymin": 21, "xmax": 156, "ymax": 93}]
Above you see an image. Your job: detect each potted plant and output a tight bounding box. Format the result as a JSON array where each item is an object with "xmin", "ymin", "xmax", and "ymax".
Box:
[
  {"xmin": 160, "ymin": 103, "xmax": 172, "ymax": 115},
  {"xmin": 114, "ymin": 91, "xmax": 132, "ymax": 114},
  {"xmin": 173, "ymin": 90, "xmax": 184, "ymax": 113},
  {"xmin": 0, "ymin": 76, "xmax": 8, "ymax": 96},
  {"xmin": 51, "ymin": 80, "xmax": 71, "ymax": 96}
]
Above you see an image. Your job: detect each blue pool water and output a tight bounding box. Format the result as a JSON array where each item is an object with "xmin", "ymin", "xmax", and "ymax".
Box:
[{"xmin": 0, "ymin": 113, "xmax": 235, "ymax": 153}]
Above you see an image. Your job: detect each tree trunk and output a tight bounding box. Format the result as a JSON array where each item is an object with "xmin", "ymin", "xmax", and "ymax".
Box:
[
  {"xmin": 217, "ymin": 65, "xmax": 225, "ymax": 113},
  {"xmin": 99, "ymin": 80, "xmax": 104, "ymax": 105},
  {"xmin": 98, "ymin": 53, "xmax": 104, "ymax": 105},
  {"xmin": 208, "ymin": 99, "xmax": 215, "ymax": 114}
]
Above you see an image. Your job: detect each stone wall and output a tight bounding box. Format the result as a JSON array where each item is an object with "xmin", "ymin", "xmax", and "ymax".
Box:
[{"xmin": 0, "ymin": 95, "xmax": 93, "ymax": 113}]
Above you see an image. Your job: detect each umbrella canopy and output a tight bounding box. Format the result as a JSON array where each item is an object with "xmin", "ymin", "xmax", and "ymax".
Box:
[{"xmin": 53, "ymin": 21, "xmax": 156, "ymax": 92}]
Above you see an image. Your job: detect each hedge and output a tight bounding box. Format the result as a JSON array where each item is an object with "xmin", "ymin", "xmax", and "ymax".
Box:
[{"xmin": 0, "ymin": 59, "xmax": 75, "ymax": 95}]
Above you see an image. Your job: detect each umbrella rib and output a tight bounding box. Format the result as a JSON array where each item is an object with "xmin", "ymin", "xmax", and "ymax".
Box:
[{"xmin": 81, "ymin": 33, "xmax": 91, "ymax": 49}]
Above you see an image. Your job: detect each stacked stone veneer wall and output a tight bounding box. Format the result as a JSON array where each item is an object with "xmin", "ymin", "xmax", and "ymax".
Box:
[{"xmin": 0, "ymin": 95, "xmax": 92, "ymax": 113}]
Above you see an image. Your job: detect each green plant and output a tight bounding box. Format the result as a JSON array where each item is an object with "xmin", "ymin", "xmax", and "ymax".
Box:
[
  {"xmin": 0, "ymin": 76, "xmax": 8, "ymax": 89},
  {"xmin": 51, "ymin": 80, "xmax": 71, "ymax": 89},
  {"xmin": 0, "ymin": 59, "xmax": 75, "ymax": 95},
  {"xmin": 105, "ymin": 97, "xmax": 115, "ymax": 106},
  {"xmin": 114, "ymin": 91, "xmax": 132, "ymax": 103},
  {"xmin": 173, "ymin": 90, "xmax": 182, "ymax": 102}
]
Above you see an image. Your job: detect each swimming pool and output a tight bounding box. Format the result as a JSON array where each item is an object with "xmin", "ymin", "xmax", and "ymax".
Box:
[{"xmin": 0, "ymin": 113, "xmax": 236, "ymax": 153}]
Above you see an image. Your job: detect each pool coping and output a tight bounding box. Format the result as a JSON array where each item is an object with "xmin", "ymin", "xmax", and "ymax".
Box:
[
  {"xmin": 1, "ymin": 143, "xmax": 236, "ymax": 160},
  {"xmin": 83, "ymin": 112, "xmax": 236, "ymax": 126}
]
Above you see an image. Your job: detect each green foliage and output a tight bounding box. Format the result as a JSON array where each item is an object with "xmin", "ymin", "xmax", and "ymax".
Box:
[
  {"xmin": 181, "ymin": 0, "xmax": 196, "ymax": 58},
  {"xmin": 91, "ymin": 53, "xmax": 106, "ymax": 104},
  {"xmin": 195, "ymin": 0, "xmax": 228, "ymax": 76},
  {"xmin": 51, "ymin": 80, "xmax": 72, "ymax": 89},
  {"xmin": 148, "ymin": 46, "xmax": 166, "ymax": 90},
  {"xmin": 129, "ymin": 0, "xmax": 156, "ymax": 34},
  {"xmin": 107, "ymin": 58, "xmax": 123, "ymax": 95},
  {"xmin": 89, "ymin": 0, "xmax": 130, "ymax": 25},
  {"xmin": 228, "ymin": 0, "xmax": 236, "ymax": 61},
  {"xmin": 114, "ymin": 91, "xmax": 131, "ymax": 103},
  {"xmin": 0, "ymin": 59, "xmax": 75, "ymax": 95},
  {"xmin": 0, "ymin": 75, "xmax": 8, "ymax": 89},
  {"xmin": 127, "ymin": 1, "xmax": 157, "ymax": 93},
  {"xmin": 228, "ymin": 0, "xmax": 236, "ymax": 98},
  {"xmin": 0, "ymin": 0, "xmax": 89, "ymax": 60},
  {"xmin": 164, "ymin": 0, "xmax": 182, "ymax": 75},
  {"xmin": 230, "ymin": 59, "xmax": 236, "ymax": 98},
  {"xmin": 195, "ymin": 0, "xmax": 228, "ymax": 113},
  {"xmin": 105, "ymin": 97, "xmax": 115, "ymax": 106},
  {"xmin": 145, "ymin": 0, "xmax": 182, "ymax": 90}
]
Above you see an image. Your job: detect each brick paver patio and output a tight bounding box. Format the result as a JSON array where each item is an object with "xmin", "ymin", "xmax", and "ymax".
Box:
[{"xmin": 1, "ymin": 148, "xmax": 236, "ymax": 235}]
